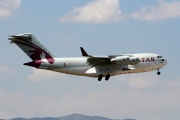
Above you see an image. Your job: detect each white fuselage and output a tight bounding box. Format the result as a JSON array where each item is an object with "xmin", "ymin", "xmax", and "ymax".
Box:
[
  {"xmin": 8, "ymin": 33, "xmax": 168, "ymax": 80},
  {"xmin": 38, "ymin": 53, "xmax": 168, "ymax": 78}
]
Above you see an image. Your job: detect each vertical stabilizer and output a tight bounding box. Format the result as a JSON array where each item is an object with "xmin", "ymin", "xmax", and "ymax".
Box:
[{"xmin": 8, "ymin": 33, "xmax": 55, "ymax": 64}]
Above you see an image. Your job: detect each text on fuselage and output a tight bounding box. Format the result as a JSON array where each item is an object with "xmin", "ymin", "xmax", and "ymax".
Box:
[{"xmin": 139, "ymin": 57, "xmax": 155, "ymax": 62}]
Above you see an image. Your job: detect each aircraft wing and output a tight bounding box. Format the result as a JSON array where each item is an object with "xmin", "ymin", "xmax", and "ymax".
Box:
[
  {"xmin": 80, "ymin": 47, "xmax": 113, "ymax": 66},
  {"xmin": 80, "ymin": 47, "xmax": 139, "ymax": 67},
  {"xmin": 86, "ymin": 56, "xmax": 112, "ymax": 67}
]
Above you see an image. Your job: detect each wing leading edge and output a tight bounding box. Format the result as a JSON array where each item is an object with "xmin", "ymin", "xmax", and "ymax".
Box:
[{"xmin": 80, "ymin": 47, "xmax": 139, "ymax": 67}]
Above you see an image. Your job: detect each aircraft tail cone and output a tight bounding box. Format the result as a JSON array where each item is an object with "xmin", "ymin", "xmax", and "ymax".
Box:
[{"xmin": 23, "ymin": 60, "xmax": 41, "ymax": 68}]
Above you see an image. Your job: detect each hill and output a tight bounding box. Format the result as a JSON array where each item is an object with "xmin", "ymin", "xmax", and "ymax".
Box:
[{"xmin": 7, "ymin": 114, "xmax": 136, "ymax": 120}]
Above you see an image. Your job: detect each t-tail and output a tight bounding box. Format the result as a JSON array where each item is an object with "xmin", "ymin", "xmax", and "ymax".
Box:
[{"xmin": 8, "ymin": 33, "xmax": 55, "ymax": 68}]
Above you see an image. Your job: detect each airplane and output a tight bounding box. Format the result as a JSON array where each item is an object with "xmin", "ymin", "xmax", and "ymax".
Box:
[{"xmin": 8, "ymin": 33, "xmax": 168, "ymax": 81}]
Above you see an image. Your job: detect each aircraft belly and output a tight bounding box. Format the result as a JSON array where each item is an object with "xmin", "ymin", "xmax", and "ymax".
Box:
[
  {"xmin": 84, "ymin": 64, "xmax": 136, "ymax": 76},
  {"xmin": 48, "ymin": 66, "xmax": 90, "ymax": 76}
]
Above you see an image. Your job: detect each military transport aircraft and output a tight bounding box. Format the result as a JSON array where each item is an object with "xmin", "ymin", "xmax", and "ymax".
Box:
[{"xmin": 8, "ymin": 33, "xmax": 168, "ymax": 81}]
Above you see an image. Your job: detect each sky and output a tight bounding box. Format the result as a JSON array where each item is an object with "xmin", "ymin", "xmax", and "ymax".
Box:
[{"xmin": 0, "ymin": 0, "xmax": 180, "ymax": 120}]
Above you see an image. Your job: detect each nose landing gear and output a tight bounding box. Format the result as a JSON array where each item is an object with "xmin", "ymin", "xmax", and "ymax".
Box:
[{"xmin": 157, "ymin": 70, "xmax": 161, "ymax": 75}]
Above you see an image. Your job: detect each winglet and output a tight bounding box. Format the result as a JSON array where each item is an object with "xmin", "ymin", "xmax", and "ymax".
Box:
[{"xmin": 80, "ymin": 47, "xmax": 90, "ymax": 57}]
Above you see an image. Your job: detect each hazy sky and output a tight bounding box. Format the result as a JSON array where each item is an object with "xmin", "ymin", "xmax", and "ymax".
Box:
[{"xmin": 0, "ymin": 0, "xmax": 180, "ymax": 120}]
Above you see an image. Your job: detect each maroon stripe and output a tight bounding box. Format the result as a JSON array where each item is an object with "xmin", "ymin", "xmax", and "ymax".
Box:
[{"xmin": 13, "ymin": 40, "xmax": 55, "ymax": 64}]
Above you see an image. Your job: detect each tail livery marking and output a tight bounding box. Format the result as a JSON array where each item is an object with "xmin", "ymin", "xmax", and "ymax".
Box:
[
  {"xmin": 8, "ymin": 33, "xmax": 55, "ymax": 66},
  {"xmin": 13, "ymin": 40, "xmax": 55, "ymax": 64}
]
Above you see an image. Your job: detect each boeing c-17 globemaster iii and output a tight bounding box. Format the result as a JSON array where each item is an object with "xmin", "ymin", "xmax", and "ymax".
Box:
[{"xmin": 8, "ymin": 33, "xmax": 168, "ymax": 81}]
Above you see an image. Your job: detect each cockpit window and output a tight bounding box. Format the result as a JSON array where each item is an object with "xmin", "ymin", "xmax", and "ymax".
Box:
[{"xmin": 157, "ymin": 56, "xmax": 163, "ymax": 58}]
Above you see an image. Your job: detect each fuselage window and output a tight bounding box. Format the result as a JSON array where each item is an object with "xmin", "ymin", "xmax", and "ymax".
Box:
[{"xmin": 64, "ymin": 63, "xmax": 67, "ymax": 67}]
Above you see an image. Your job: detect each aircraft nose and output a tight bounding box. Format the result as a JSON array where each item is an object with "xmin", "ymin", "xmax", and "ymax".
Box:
[
  {"xmin": 163, "ymin": 59, "xmax": 168, "ymax": 66},
  {"xmin": 166, "ymin": 60, "xmax": 168, "ymax": 65}
]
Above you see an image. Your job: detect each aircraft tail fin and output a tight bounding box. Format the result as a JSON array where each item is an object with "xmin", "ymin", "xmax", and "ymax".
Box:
[
  {"xmin": 80, "ymin": 47, "xmax": 92, "ymax": 57},
  {"xmin": 80, "ymin": 47, "xmax": 89, "ymax": 56},
  {"xmin": 8, "ymin": 33, "xmax": 55, "ymax": 64}
]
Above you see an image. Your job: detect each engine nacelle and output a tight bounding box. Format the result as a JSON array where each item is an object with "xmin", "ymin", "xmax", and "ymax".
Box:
[
  {"xmin": 111, "ymin": 56, "xmax": 139, "ymax": 65},
  {"xmin": 111, "ymin": 56, "xmax": 129, "ymax": 62}
]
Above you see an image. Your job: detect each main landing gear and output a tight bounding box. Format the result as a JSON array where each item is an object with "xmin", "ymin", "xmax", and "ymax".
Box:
[
  {"xmin": 105, "ymin": 74, "xmax": 110, "ymax": 81},
  {"xmin": 157, "ymin": 70, "xmax": 161, "ymax": 75},
  {"xmin": 98, "ymin": 74, "xmax": 110, "ymax": 81},
  {"xmin": 98, "ymin": 74, "xmax": 103, "ymax": 81}
]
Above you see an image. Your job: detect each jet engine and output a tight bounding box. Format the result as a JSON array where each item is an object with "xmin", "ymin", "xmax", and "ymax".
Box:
[{"xmin": 111, "ymin": 56, "xmax": 139, "ymax": 65}]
